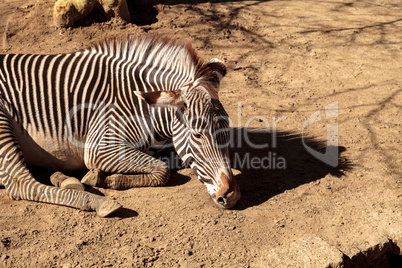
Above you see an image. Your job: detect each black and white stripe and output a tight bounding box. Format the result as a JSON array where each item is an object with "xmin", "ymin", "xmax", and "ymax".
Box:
[{"xmin": 0, "ymin": 34, "xmax": 239, "ymax": 214}]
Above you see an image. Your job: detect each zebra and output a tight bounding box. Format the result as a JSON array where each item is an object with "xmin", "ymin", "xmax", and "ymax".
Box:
[{"xmin": 0, "ymin": 34, "xmax": 240, "ymax": 216}]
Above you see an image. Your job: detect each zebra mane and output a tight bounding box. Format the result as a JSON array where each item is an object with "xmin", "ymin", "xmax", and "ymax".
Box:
[{"xmin": 85, "ymin": 34, "xmax": 205, "ymax": 90}]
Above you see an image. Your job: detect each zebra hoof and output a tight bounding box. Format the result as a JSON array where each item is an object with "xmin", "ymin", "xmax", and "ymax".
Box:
[
  {"xmin": 60, "ymin": 177, "xmax": 85, "ymax": 191},
  {"xmin": 81, "ymin": 169, "xmax": 102, "ymax": 187},
  {"xmin": 97, "ymin": 199, "xmax": 122, "ymax": 217},
  {"xmin": 50, "ymin": 171, "xmax": 67, "ymax": 187}
]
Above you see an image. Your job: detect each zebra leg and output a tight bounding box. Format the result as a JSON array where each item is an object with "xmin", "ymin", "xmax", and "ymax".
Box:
[
  {"xmin": 50, "ymin": 171, "xmax": 85, "ymax": 191},
  {"xmin": 93, "ymin": 149, "xmax": 170, "ymax": 190},
  {"xmin": 0, "ymin": 111, "xmax": 121, "ymax": 217}
]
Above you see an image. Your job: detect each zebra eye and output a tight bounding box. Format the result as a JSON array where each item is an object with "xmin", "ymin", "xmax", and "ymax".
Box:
[{"xmin": 193, "ymin": 133, "xmax": 202, "ymax": 139}]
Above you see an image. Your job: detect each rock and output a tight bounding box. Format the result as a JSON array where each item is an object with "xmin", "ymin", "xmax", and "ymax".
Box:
[
  {"xmin": 102, "ymin": 0, "xmax": 131, "ymax": 22},
  {"xmin": 53, "ymin": 0, "xmax": 131, "ymax": 28}
]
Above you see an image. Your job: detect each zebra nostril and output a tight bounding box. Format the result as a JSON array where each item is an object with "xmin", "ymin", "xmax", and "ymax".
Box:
[{"xmin": 216, "ymin": 196, "xmax": 226, "ymax": 205}]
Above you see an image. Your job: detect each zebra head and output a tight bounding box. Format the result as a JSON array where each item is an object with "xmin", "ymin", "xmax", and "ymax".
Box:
[{"xmin": 138, "ymin": 59, "xmax": 240, "ymax": 209}]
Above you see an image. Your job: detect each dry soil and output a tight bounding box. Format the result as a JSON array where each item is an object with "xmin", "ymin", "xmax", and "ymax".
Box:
[{"xmin": 0, "ymin": 0, "xmax": 401, "ymax": 267}]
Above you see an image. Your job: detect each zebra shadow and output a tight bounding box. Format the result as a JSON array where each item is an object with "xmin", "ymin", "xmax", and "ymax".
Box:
[
  {"xmin": 228, "ymin": 128, "xmax": 352, "ymax": 210},
  {"xmin": 157, "ymin": 127, "xmax": 351, "ymax": 210}
]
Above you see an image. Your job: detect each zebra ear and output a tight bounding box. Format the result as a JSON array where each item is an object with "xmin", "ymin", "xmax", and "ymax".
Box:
[
  {"xmin": 135, "ymin": 90, "xmax": 185, "ymax": 108},
  {"xmin": 198, "ymin": 58, "xmax": 227, "ymax": 90}
]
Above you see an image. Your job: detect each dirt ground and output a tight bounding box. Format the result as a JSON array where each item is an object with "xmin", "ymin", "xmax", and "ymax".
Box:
[{"xmin": 0, "ymin": 0, "xmax": 401, "ymax": 267}]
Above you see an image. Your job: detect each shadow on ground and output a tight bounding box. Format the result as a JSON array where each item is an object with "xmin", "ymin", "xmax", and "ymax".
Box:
[{"xmin": 228, "ymin": 128, "xmax": 351, "ymax": 210}]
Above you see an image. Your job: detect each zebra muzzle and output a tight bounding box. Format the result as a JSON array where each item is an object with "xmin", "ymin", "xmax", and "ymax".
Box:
[{"xmin": 212, "ymin": 171, "xmax": 240, "ymax": 209}]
